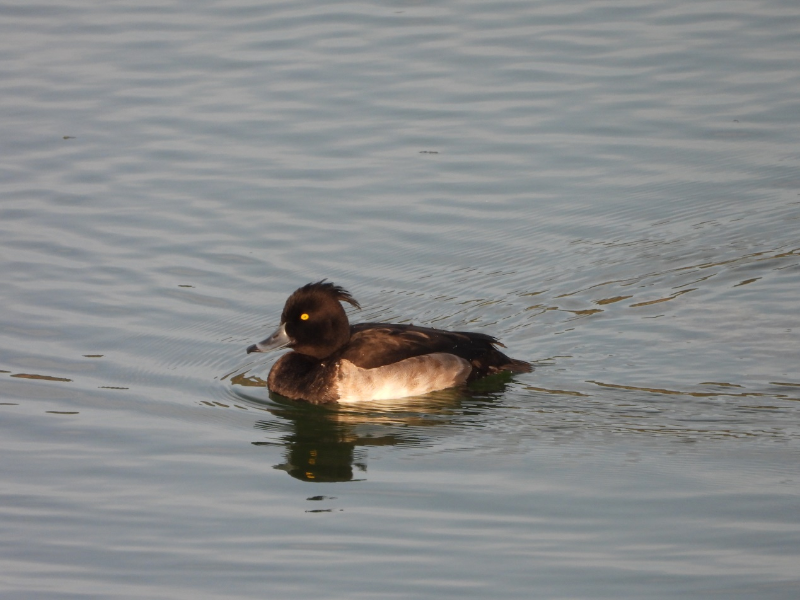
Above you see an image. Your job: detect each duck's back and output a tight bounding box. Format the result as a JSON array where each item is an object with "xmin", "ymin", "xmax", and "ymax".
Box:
[{"xmin": 340, "ymin": 323, "xmax": 531, "ymax": 380}]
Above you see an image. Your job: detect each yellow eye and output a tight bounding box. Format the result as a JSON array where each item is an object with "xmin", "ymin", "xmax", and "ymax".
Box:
[{"xmin": 300, "ymin": 313, "xmax": 309, "ymax": 321}]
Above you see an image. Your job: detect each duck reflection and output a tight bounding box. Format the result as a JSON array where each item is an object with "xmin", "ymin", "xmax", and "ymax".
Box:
[
  {"xmin": 255, "ymin": 399, "xmax": 398, "ymax": 482},
  {"xmin": 242, "ymin": 372, "xmax": 518, "ymax": 482}
]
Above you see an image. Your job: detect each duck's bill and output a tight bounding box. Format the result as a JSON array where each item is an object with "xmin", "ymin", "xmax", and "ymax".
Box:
[{"xmin": 246, "ymin": 323, "xmax": 291, "ymax": 354}]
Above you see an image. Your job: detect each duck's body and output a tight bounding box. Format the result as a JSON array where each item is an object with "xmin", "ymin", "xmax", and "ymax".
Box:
[{"xmin": 247, "ymin": 281, "xmax": 530, "ymax": 404}]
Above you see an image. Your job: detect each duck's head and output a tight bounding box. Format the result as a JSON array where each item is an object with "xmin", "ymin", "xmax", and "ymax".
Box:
[{"xmin": 246, "ymin": 280, "xmax": 360, "ymax": 359}]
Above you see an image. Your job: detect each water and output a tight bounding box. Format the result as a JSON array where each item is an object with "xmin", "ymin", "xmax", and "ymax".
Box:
[{"xmin": 2, "ymin": 0, "xmax": 799, "ymax": 598}]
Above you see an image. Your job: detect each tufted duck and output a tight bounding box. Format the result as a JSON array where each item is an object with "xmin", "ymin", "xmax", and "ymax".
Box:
[{"xmin": 246, "ymin": 281, "xmax": 531, "ymax": 403}]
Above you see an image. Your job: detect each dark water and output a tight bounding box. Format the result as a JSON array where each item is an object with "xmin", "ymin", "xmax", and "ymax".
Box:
[{"xmin": 2, "ymin": 1, "xmax": 799, "ymax": 598}]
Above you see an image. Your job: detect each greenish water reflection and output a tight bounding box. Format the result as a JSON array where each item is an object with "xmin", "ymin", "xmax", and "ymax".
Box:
[{"xmin": 246, "ymin": 375, "xmax": 518, "ymax": 482}]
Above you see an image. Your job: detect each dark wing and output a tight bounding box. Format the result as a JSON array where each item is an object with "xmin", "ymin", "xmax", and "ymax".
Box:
[{"xmin": 341, "ymin": 323, "xmax": 531, "ymax": 379}]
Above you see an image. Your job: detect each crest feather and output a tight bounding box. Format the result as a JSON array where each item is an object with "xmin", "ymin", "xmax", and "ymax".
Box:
[{"xmin": 298, "ymin": 280, "xmax": 361, "ymax": 309}]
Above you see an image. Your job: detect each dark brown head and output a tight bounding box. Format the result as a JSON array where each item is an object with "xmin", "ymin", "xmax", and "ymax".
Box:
[{"xmin": 247, "ymin": 281, "xmax": 360, "ymax": 360}]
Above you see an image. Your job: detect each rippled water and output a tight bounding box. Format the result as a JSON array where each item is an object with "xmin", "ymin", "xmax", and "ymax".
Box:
[{"xmin": 2, "ymin": 0, "xmax": 800, "ymax": 598}]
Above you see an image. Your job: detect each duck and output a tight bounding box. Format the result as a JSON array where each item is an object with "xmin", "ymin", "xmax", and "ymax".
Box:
[{"xmin": 246, "ymin": 281, "xmax": 531, "ymax": 403}]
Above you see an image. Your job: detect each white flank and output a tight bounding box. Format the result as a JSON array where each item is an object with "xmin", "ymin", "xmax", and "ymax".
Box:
[{"xmin": 336, "ymin": 353, "xmax": 471, "ymax": 403}]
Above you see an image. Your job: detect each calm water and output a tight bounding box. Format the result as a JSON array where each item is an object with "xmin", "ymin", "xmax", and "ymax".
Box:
[{"xmin": 2, "ymin": 0, "xmax": 800, "ymax": 598}]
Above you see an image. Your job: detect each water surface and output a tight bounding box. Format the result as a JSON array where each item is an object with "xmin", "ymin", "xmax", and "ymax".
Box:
[{"xmin": 1, "ymin": 1, "xmax": 799, "ymax": 598}]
